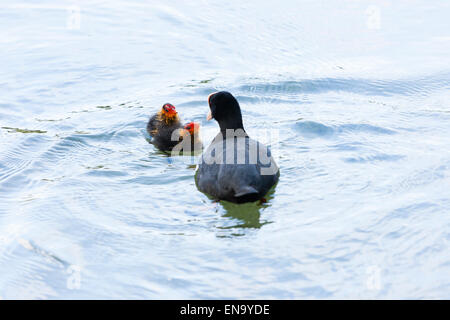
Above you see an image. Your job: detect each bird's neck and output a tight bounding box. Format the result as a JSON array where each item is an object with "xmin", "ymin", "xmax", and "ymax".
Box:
[
  {"xmin": 218, "ymin": 117, "xmax": 245, "ymax": 136},
  {"xmin": 158, "ymin": 111, "xmax": 179, "ymax": 125}
]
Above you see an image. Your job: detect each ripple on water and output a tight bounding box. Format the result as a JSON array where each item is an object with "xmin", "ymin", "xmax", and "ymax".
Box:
[
  {"xmin": 292, "ymin": 121, "xmax": 396, "ymax": 139},
  {"xmin": 237, "ymin": 75, "xmax": 450, "ymax": 97},
  {"xmin": 343, "ymin": 153, "xmax": 405, "ymax": 164},
  {"xmin": 0, "ymin": 134, "xmax": 55, "ymax": 191},
  {"xmin": 1, "ymin": 0, "xmax": 450, "ymax": 300}
]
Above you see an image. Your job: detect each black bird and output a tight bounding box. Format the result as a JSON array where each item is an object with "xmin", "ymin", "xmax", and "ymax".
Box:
[{"xmin": 195, "ymin": 91, "xmax": 279, "ymax": 203}]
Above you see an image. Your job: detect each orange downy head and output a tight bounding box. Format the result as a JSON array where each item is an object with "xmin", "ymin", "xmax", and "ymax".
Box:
[
  {"xmin": 160, "ymin": 103, "xmax": 178, "ymax": 122},
  {"xmin": 184, "ymin": 122, "xmax": 200, "ymax": 136}
]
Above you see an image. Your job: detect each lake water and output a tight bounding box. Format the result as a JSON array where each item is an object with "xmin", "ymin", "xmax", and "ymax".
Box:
[{"xmin": 1, "ymin": 0, "xmax": 449, "ymax": 299}]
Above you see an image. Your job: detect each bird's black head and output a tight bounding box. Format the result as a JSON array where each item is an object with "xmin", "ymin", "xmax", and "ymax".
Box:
[{"xmin": 207, "ymin": 91, "xmax": 244, "ymax": 133}]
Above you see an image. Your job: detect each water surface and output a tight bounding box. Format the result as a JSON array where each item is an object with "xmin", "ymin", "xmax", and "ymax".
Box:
[{"xmin": 1, "ymin": 0, "xmax": 450, "ymax": 299}]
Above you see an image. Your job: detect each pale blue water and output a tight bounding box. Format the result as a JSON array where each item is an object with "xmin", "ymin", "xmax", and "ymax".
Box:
[{"xmin": 1, "ymin": 0, "xmax": 450, "ymax": 299}]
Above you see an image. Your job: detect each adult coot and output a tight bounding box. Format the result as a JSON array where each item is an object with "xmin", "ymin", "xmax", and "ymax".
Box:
[{"xmin": 195, "ymin": 91, "xmax": 279, "ymax": 203}]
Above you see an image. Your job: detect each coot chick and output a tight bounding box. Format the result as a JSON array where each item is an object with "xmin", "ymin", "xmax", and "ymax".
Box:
[
  {"xmin": 181, "ymin": 122, "xmax": 203, "ymax": 154},
  {"xmin": 195, "ymin": 91, "xmax": 279, "ymax": 203},
  {"xmin": 147, "ymin": 103, "xmax": 183, "ymax": 152}
]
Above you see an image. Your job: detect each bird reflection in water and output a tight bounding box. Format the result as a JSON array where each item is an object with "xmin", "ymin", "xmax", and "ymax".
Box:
[{"xmin": 216, "ymin": 188, "xmax": 276, "ymax": 235}]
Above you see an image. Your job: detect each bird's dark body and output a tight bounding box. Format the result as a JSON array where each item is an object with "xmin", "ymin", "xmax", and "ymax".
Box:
[
  {"xmin": 195, "ymin": 91, "xmax": 279, "ymax": 203},
  {"xmin": 146, "ymin": 113, "xmax": 183, "ymax": 152},
  {"xmin": 196, "ymin": 134, "xmax": 279, "ymax": 203}
]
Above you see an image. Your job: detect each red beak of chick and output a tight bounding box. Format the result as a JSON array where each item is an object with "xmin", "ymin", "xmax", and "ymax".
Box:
[
  {"xmin": 184, "ymin": 122, "xmax": 200, "ymax": 135},
  {"xmin": 162, "ymin": 103, "xmax": 177, "ymax": 118}
]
